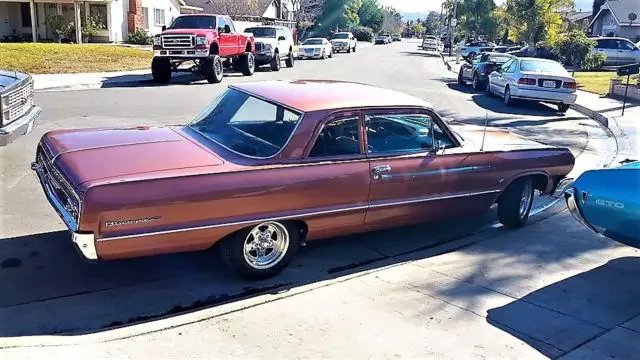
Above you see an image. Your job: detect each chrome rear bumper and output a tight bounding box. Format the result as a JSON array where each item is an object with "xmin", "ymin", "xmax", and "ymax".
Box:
[{"xmin": 564, "ymin": 188, "xmax": 598, "ymax": 233}]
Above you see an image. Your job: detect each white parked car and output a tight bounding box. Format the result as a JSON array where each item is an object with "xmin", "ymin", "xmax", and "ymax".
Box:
[
  {"xmin": 460, "ymin": 40, "xmax": 497, "ymax": 59},
  {"xmin": 298, "ymin": 38, "xmax": 333, "ymax": 59},
  {"xmin": 488, "ymin": 57, "xmax": 577, "ymax": 113},
  {"xmin": 244, "ymin": 25, "xmax": 295, "ymax": 71},
  {"xmin": 330, "ymin": 32, "xmax": 357, "ymax": 53},
  {"xmin": 422, "ymin": 35, "xmax": 443, "ymax": 52},
  {"xmin": 593, "ymin": 37, "xmax": 640, "ymax": 66}
]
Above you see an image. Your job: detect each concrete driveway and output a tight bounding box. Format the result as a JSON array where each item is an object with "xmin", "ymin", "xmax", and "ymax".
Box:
[{"xmin": 1, "ymin": 40, "xmax": 637, "ymax": 359}]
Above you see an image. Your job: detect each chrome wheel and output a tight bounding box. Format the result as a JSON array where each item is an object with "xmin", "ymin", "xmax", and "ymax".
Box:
[
  {"xmin": 243, "ymin": 222, "xmax": 290, "ymax": 270},
  {"xmin": 214, "ymin": 59, "xmax": 222, "ymax": 77},
  {"xmin": 248, "ymin": 53, "xmax": 255, "ymax": 73},
  {"xmin": 519, "ymin": 180, "xmax": 533, "ymax": 218}
]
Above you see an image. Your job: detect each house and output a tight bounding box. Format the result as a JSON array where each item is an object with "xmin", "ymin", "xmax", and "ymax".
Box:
[
  {"xmin": 568, "ymin": 11, "xmax": 593, "ymax": 30},
  {"xmin": 590, "ymin": 0, "xmax": 640, "ymax": 42},
  {"xmin": 0, "ymin": 0, "xmax": 201, "ymax": 43},
  {"xmin": 0, "ymin": 0, "xmax": 293, "ymax": 43}
]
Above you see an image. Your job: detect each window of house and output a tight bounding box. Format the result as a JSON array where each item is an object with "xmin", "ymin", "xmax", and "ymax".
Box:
[
  {"xmin": 154, "ymin": 8, "xmax": 166, "ymax": 26},
  {"xmin": 89, "ymin": 4, "xmax": 108, "ymax": 29},
  {"xmin": 309, "ymin": 117, "xmax": 361, "ymax": 158},
  {"xmin": 143, "ymin": 7, "xmax": 150, "ymax": 29},
  {"xmin": 365, "ymin": 114, "xmax": 453, "ymax": 154},
  {"xmin": 20, "ymin": 3, "xmax": 32, "ymax": 27}
]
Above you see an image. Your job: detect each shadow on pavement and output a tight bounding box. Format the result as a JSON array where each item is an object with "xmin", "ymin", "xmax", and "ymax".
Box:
[
  {"xmin": 0, "ymin": 211, "xmax": 501, "ymax": 337},
  {"xmin": 401, "ymin": 51, "xmax": 442, "ymax": 58},
  {"xmin": 487, "ymin": 257, "xmax": 640, "ymax": 358},
  {"xmin": 100, "ymin": 71, "xmax": 245, "ymax": 89}
]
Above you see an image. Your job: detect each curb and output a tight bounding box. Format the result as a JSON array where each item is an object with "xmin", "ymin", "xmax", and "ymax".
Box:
[{"xmin": 35, "ymin": 73, "xmax": 204, "ymax": 92}]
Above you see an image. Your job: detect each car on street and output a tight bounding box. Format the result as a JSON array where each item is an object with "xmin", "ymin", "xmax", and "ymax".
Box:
[
  {"xmin": 330, "ymin": 32, "xmax": 357, "ymax": 53},
  {"xmin": 460, "ymin": 40, "xmax": 497, "ymax": 59},
  {"xmin": 458, "ymin": 52, "xmax": 515, "ymax": 91},
  {"xmin": 151, "ymin": 14, "xmax": 255, "ymax": 84},
  {"xmin": 0, "ymin": 69, "xmax": 40, "ymax": 146},
  {"xmin": 392, "ymin": 34, "xmax": 402, "ymax": 42},
  {"xmin": 298, "ymin": 38, "xmax": 333, "ymax": 59},
  {"xmin": 565, "ymin": 161, "xmax": 640, "ymax": 248},
  {"xmin": 488, "ymin": 57, "xmax": 577, "ymax": 113},
  {"xmin": 592, "ymin": 37, "xmax": 640, "ymax": 66},
  {"xmin": 244, "ymin": 25, "xmax": 295, "ymax": 71},
  {"xmin": 508, "ymin": 44, "xmax": 557, "ymax": 61},
  {"xmin": 31, "ymin": 80, "xmax": 575, "ymax": 279},
  {"xmin": 422, "ymin": 35, "xmax": 443, "ymax": 52},
  {"xmin": 375, "ymin": 35, "xmax": 390, "ymax": 45}
]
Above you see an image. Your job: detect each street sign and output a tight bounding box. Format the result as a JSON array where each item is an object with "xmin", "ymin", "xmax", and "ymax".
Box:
[{"xmin": 617, "ymin": 63, "xmax": 640, "ymax": 76}]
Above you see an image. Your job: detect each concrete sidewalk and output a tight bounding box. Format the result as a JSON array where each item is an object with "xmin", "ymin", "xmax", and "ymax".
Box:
[{"xmin": 2, "ymin": 210, "xmax": 639, "ymax": 359}]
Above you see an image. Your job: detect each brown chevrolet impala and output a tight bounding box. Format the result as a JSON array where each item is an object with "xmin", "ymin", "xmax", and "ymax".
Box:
[{"xmin": 32, "ymin": 80, "xmax": 574, "ymax": 279}]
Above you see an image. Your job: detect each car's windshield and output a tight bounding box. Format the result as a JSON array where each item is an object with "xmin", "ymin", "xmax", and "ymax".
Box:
[
  {"xmin": 244, "ymin": 27, "xmax": 275, "ymax": 38},
  {"xmin": 488, "ymin": 55, "xmax": 513, "ymax": 63},
  {"xmin": 332, "ymin": 33, "xmax": 349, "ymax": 39},
  {"xmin": 169, "ymin": 16, "xmax": 216, "ymax": 30},
  {"xmin": 189, "ymin": 89, "xmax": 302, "ymax": 158},
  {"xmin": 303, "ymin": 39, "xmax": 323, "ymax": 45},
  {"xmin": 521, "ymin": 60, "xmax": 567, "ymax": 73}
]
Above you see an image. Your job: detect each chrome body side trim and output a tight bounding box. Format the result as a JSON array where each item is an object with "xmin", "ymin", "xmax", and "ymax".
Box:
[
  {"xmin": 564, "ymin": 188, "xmax": 598, "ymax": 233},
  {"xmin": 377, "ymin": 165, "xmax": 495, "ymax": 180},
  {"xmin": 97, "ymin": 189, "xmax": 502, "ymax": 243}
]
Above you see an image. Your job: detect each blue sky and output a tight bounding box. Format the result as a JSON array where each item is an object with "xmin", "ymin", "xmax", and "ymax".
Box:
[{"xmin": 379, "ymin": 0, "xmax": 594, "ymax": 14}]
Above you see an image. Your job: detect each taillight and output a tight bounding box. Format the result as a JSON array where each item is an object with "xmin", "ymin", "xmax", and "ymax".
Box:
[
  {"xmin": 563, "ymin": 81, "xmax": 577, "ymax": 89},
  {"xmin": 518, "ymin": 77, "xmax": 536, "ymax": 85}
]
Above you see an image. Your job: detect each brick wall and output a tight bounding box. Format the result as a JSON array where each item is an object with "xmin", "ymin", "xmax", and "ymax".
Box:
[{"xmin": 128, "ymin": 0, "xmax": 145, "ymax": 34}]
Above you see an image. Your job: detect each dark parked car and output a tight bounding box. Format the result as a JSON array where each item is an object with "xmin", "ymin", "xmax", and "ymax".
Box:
[
  {"xmin": 32, "ymin": 80, "xmax": 574, "ymax": 279},
  {"xmin": 458, "ymin": 52, "xmax": 515, "ymax": 90},
  {"xmin": 508, "ymin": 45, "xmax": 557, "ymax": 61},
  {"xmin": 0, "ymin": 70, "xmax": 41, "ymax": 146}
]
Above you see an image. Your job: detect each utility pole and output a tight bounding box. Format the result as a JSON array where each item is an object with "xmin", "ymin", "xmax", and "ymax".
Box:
[
  {"xmin": 448, "ymin": 0, "xmax": 457, "ymax": 57},
  {"xmin": 439, "ymin": 2, "xmax": 444, "ymax": 36}
]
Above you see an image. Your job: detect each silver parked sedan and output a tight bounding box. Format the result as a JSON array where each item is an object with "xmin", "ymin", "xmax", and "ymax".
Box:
[{"xmin": 487, "ymin": 57, "xmax": 577, "ymax": 113}]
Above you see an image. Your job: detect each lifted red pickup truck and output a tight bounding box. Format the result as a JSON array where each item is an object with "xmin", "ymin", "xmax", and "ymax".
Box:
[{"xmin": 151, "ymin": 14, "xmax": 255, "ymax": 84}]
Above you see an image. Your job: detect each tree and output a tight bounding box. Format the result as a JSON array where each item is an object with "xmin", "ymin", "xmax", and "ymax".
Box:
[
  {"xmin": 553, "ymin": 29, "xmax": 597, "ymax": 68},
  {"xmin": 506, "ymin": 0, "xmax": 574, "ymax": 54},
  {"xmin": 358, "ymin": 0, "xmax": 384, "ymax": 32},
  {"xmin": 343, "ymin": 0, "xmax": 363, "ymax": 28},
  {"xmin": 289, "ymin": 0, "xmax": 325, "ymax": 23},
  {"xmin": 207, "ymin": 0, "xmax": 260, "ymax": 17},
  {"xmin": 381, "ymin": 6, "xmax": 403, "ymax": 34},
  {"xmin": 456, "ymin": 0, "xmax": 499, "ymax": 40},
  {"xmin": 412, "ymin": 23, "xmax": 425, "ymax": 36}
]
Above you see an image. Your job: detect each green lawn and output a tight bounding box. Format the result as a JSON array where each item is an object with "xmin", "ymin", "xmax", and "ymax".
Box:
[
  {"xmin": 0, "ymin": 43, "xmax": 152, "ymax": 74},
  {"xmin": 574, "ymin": 71, "xmax": 639, "ymax": 95}
]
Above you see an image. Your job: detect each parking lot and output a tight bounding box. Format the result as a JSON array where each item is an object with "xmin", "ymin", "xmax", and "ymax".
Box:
[{"xmin": 1, "ymin": 39, "xmax": 638, "ymax": 359}]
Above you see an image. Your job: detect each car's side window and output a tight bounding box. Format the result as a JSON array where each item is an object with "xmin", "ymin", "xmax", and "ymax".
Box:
[
  {"xmin": 365, "ymin": 114, "xmax": 453, "ymax": 154},
  {"xmin": 505, "ymin": 59, "xmax": 518, "ymax": 73},
  {"xmin": 500, "ymin": 59, "xmax": 513, "ymax": 72},
  {"xmin": 217, "ymin": 17, "xmax": 226, "ymax": 32},
  {"xmin": 225, "ymin": 17, "xmax": 235, "ymax": 33},
  {"xmin": 309, "ymin": 117, "xmax": 361, "ymax": 158},
  {"xmin": 617, "ymin": 40, "xmax": 635, "ymax": 51}
]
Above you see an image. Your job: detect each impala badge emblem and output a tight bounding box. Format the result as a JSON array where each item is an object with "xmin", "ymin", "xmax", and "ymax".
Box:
[{"xmin": 105, "ymin": 216, "xmax": 161, "ymax": 227}]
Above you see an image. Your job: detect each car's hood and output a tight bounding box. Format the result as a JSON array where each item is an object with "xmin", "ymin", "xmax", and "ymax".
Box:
[
  {"xmin": 0, "ymin": 69, "xmax": 29, "ymax": 93},
  {"xmin": 160, "ymin": 29, "xmax": 211, "ymax": 36},
  {"xmin": 42, "ymin": 127, "xmax": 225, "ymax": 189}
]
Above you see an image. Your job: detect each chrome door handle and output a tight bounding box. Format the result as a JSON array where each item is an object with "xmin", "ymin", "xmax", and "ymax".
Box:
[{"xmin": 372, "ymin": 165, "xmax": 391, "ymax": 179}]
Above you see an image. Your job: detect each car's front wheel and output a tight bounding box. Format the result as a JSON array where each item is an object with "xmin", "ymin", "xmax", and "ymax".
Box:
[
  {"xmin": 486, "ymin": 80, "xmax": 493, "ymax": 96},
  {"xmin": 203, "ymin": 55, "xmax": 223, "ymax": 83},
  {"xmin": 472, "ymin": 73, "xmax": 482, "ymax": 90},
  {"xmin": 220, "ymin": 221, "xmax": 300, "ymax": 279},
  {"xmin": 151, "ymin": 57, "xmax": 171, "ymax": 84},
  {"xmin": 285, "ymin": 50, "xmax": 294, "ymax": 67},
  {"xmin": 458, "ymin": 68, "xmax": 466, "ymax": 85},
  {"xmin": 498, "ymin": 177, "xmax": 535, "ymax": 229},
  {"xmin": 270, "ymin": 52, "xmax": 281, "ymax": 71}
]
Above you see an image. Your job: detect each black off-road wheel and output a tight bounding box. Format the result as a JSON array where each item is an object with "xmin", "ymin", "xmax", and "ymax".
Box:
[
  {"xmin": 285, "ymin": 50, "xmax": 294, "ymax": 67},
  {"xmin": 558, "ymin": 103, "xmax": 570, "ymax": 113},
  {"xmin": 239, "ymin": 52, "xmax": 255, "ymax": 76},
  {"xmin": 498, "ymin": 177, "xmax": 535, "ymax": 229},
  {"xmin": 203, "ymin": 55, "xmax": 223, "ymax": 84},
  {"xmin": 151, "ymin": 57, "xmax": 171, "ymax": 84},
  {"xmin": 270, "ymin": 52, "xmax": 281, "ymax": 71},
  {"xmin": 220, "ymin": 221, "xmax": 300, "ymax": 280}
]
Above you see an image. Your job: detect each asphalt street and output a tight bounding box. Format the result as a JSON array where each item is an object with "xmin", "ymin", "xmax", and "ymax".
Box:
[{"xmin": 0, "ymin": 40, "xmax": 635, "ymax": 359}]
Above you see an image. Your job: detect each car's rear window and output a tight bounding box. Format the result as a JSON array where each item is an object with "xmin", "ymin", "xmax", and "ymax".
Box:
[
  {"xmin": 189, "ymin": 89, "xmax": 302, "ymax": 158},
  {"xmin": 520, "ymin": 60, "xmax": 567, "ymax": 73}
]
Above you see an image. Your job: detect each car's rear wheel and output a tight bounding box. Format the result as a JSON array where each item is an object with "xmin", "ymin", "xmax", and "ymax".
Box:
[
  {"xmin": 498, "ymin": 177, "xmax": 535, "ymax": 229},
  {"xmin": 472, "ymin": 73, "xmax": 481, "ymax": 90},
  {"xmin": 270, "ymin": 52, "xmax": 281, "ymax": 71},
  {"xmin": 239, "ymin": 52, "xmax": 255, "ymax": 76},
  {"xmin": 285, "ymin": 50, "xmax": 294, "ymax": 67},
  {"xmin": 151, "ymin": 57, "xmax": 171, "ymax": 84},
  {"xmin": 558, "ymin": 103, "xmax": 570, "ymax": 113},
  {"xmin": 504, "ymin": 86, "xmax": 513, "ymax": 106},
  {"xmin": 220, "ymin": 221, "xmax": 300, "ymax": 279},
  {"xmin": 458, "ymin": 68, "xmax": 466, "ymax": 85},
  {"xmin": 486, "ymin": 80, "xmax": 493, "ymax": 96},
  {"xmin": 203, "ymin": 55, "xmax": 223, "ymax": 83}
]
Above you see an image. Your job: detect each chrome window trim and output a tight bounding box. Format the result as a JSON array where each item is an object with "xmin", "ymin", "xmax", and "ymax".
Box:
[
  {"xmin": 96, "ymin": 189, "xmax": 501, "ymax": 242},
  {"xmin": 187, "ymin": 87, "xmax": 306, "ymax": 160}
]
